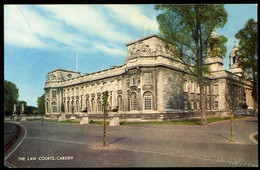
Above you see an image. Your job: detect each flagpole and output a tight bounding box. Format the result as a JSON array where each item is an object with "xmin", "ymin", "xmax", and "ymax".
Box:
[{"xmin": 76, "ymin": 52, "xmax": 78, "ymax": 72}]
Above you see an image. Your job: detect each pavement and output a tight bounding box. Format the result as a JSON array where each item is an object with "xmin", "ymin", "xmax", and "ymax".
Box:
[{"xmin": 4, "ymin": 116, "xmax": 258, "ymax": 168}]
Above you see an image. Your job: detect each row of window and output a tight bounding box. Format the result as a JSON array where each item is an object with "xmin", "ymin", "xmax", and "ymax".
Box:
[
  {"xmin": 47, "ymin": 91, "xmax": 153, "ymax": 113},
  {"xmin": 183, "ymin": 81, "xmax": 219, "ymax": 95},
  {"xmin": 130, "ymin": 72, "xmax": 152, "ymax": 86},
  {"xmin": 184, "ymin": 100, "xmax": 218, "ymax": 110},
  {"xmin": 131, "ymin": 92, "xmax": 152, "ymax": 111}
]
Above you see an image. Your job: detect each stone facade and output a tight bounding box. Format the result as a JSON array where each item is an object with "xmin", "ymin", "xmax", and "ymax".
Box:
[{"xmin": 44, "ymin": 31, "xmax": 254, "ymax": 121}]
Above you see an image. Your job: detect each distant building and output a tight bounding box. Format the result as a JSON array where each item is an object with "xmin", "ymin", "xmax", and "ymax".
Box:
[{"xmin": 44, "ymin": 31, "xmax": 254, "ymax": 121}]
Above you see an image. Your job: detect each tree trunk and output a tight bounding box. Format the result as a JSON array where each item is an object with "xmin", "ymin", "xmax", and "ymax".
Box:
[
  {"xmin": 200, "ymin": 85, "xmax": 207, "ymax": 126},
  {"xmin": 230, "ymin": 109, "xmax": 234, "ymax": 142},
  {"xmin": 103, "ymin": 111, "xmax": 106, "ymax": 146}
]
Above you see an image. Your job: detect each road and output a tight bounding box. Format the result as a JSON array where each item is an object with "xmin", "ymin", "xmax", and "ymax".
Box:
[{"xmin": 4, "ymin": 117, "xmax": 258, "ymax": 167}]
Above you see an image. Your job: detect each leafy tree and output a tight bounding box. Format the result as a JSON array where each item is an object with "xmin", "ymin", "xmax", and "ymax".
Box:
[
  {"xmin": 37, "ymin": 94, "xmax": 45, "ymax": 115},
  {"xmin": 24, "ymin": 106, "xmax": 38, "ymax": 115},
  {"xmin": 225, "ymin": 79, "xmax": 239, "ymax": 142},
  {"xmin": 235, "ymin": 18, "xmax": 258, "ymax": 116},
  {"xmin": 16, "ymin": 100, "xmax": 27, "ymax": 114},
  {"xmin": 154, "ymin": 4, "xmax": 228, "ymax": 125},
  {"xmin": 4, "ymin": 80, "xmax": 19, "ymax": 116},
  {"xmin": 102, "ymin": 91, "xmax": 109, "ymax": 146}
]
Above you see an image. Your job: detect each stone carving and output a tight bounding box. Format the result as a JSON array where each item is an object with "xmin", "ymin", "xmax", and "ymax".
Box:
[{"xmin": 128, "ymin": 42, "xmax": 152, "ymax": 56}]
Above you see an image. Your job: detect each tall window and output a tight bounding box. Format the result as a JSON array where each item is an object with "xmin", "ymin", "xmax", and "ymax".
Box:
[
  {"xmin": 76, "ymin": 100, "xmax": 79, "ymax": 112},
  {"xmin": 233, "ymin": 57, "xmax": 236, "ymax": 64},
  {"xmin": 207, "ymin": 101, "xmax": 210, "ymax": 110},
  {"xmin": 46, "ymin": 102, "xmax": 49, "ymax": 113},
  {"xmin": 109, "ymin": 96, "xmax": 112, "ymax": 107},
  {"xmin": 191, "ymin": 81, "xmax": 194, "ymax": 93},
  {"xmin": 144, "ymin": 73, "xmax": 152, "ymax": 85},
  {"xmin": 191, "ymin": 100, "xmax": 194, "ymax": 110},
  {"xmin": 97, "ymin": 98, "xmax": 102, "ymax": 112},
  {"xmin": 214, "ymin": 101, "xmax": 218, "ymax": 110},
  {"xmin": 117, "ymin": 95, "xmax": 123, "ymax": 111},
  {"xmin": 207, "ymin": 86, "xmax": 210, "ymax": 94},
  {"xmin": 183, "ymin": 80, "xmax": 188, "ymax": 92},
  {"xmin": 67, "ymin": 101, "xmax": 70, "ymax": 113},
  {"xmin": 91, "ymin": 98, "xmax": 95, "ymax": 112},
  {"xmin": 131, "ymin": 93, "xmax": 138, "ymax": 110},
  {"xmin": 184, "ymin": 100, "xmax": 188, "ymax": 109},
  {"xmin": 52, "ymin": 90, "xmax": 56, "ymax": 98},
  {"xmin": 144, "ymin": 92, "xmax": 152, "ymax": 110},
  {"xmin": 132, "ymin": 75, "xmax": 137, "ymax": 86},
  {"xmin": 52, "ymin": 102, "xmax": 57, "ymax": 113},
  {"xmin": 86, "ymin": 99, "xmax": 90, "ymax": 111},
  {"xmin": 213, "ymin": 84, "xmax": 219, "ymax": 94},
  {"xmin": 197, "ymin": 84, "xmax": 200, "ymax": 93},
  {"xmin": 197, "ymin": 100, "xmax": 200, "ymax": 109}
]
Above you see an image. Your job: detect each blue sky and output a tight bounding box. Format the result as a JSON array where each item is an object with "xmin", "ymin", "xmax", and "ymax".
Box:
[{"xmin": 4, "ymin": 4, "xmax": 257, "ymax": 107}]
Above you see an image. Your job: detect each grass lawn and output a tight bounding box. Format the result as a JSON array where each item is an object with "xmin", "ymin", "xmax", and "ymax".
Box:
[
  {"xmin": 28, "ymin": 115, "xmax": 246, "ymax": 125},
  {"xmin": 119, "ymin": 116, "xmax": 245, "ymax": 125}
]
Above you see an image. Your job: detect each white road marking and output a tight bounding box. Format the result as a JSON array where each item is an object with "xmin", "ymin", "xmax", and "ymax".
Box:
[{"xmin": 4, "ymin": 122, "xmax": 27, "ymax": 161}]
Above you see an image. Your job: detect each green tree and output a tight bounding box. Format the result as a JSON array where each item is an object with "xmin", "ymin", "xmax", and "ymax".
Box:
[
  {"xmin": 102, "ymin": 91, "xmax": 109, "ymax": 146},
  {"xmin": 16, "ymin": 100, "xmax": 27, "ymax": 114},
  {"xmin": 235, "ymin": 18, "xmax": 258, "ymax": 116},
  {"xmin": 37, "ymin": 94, "xmax": 45, "ymax": 115},
  {"xmin": 24, "ymin": 106, "xmax": 38, "ymax": 115},
  {"xmin": 225, "ymin": 79, "xmax": 239, "ymax": 142},
  {"xmin": 154, "ymin": 4, "xmax": 228, "ymax": 126},
  {"xmin": 4, "ymin": 80, "xmax": 19, "ymax": 116}
]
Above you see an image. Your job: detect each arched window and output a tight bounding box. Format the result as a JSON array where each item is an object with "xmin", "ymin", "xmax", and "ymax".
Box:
[
  {"xmin": 80, "ymin": 100, "xmax": 82, "ymax": 111},
  {"xmin": 109, "ymin": 96, "xmax": 112, "ymax": 107},
  {"xmin": 52, "ymin": 102, "xmax": 57, "ymax": 113},
  {"xmin": 144, "ymin": 92, "xmax": 152, "ymax": 110},
  {"xmin": 86, "ymin": 99, "xmax": 90, "ymax": 111},
  {"xmin": 131, "ymin": 92, "xmax": 138, "ymax": 110},
  {"xmin": 97, "ymin": 98, "xmax": 102, "ymax": 112},
  {"xmin": 71, "ymin": 101, "xmax": 74, "ymax": 113},
  {"xmin": 76, "ymin": 100, "xmax": 79, "ymax": 112},
  {"xmin": 67, "ymin": 101, "xmax": 70, "ymax": 113},
  {"xmin": 117, "ymin": 95, "xmax": 123, "ymax": 111},
  {"xmin": 46, "ymin": 102, "xmax": 49, "ymax": 113},
  {"xmin": 91, "ymin": 98, "xmax": 95, "ymax": 112}
]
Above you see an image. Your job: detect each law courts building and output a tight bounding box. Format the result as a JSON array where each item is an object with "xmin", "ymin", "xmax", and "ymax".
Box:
[{"xmin": 44, "ymin": 30, "xmax": 254, "ymax": 121}]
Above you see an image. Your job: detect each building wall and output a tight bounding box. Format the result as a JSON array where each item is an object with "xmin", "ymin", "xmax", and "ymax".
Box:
[{"xmin": 44, "ymin": 35, "xmax": 255, "ymax": 120}]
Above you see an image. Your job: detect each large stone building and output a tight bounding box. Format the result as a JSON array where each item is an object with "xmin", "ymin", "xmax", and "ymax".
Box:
[{"xmin": 44, "ymin": 31, "xmax": 254, "ymax": 121}]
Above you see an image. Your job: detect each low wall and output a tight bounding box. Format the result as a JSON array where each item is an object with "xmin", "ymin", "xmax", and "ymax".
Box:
[{"xmin": 44, "ymin": 109, "xmax": 252, "ymax": 122}]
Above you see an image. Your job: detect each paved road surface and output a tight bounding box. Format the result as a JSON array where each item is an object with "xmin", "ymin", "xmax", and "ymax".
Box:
[{"xmin": 4, "ymin": 117, "xmax": 258, "ymax": 167}]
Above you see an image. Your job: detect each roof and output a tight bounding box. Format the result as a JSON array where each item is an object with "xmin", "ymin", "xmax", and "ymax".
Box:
[
  {"xmin": 126, "ymin": 34, "xmax": 162, "ymax": 46},
  {"xmin": 48, "ymin": 69, "xmax": 80, "ymax": 74}
]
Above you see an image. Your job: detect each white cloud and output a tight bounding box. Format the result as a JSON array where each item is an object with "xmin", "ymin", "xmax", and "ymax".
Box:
[
  {"xmin": 4, "ymin": 5, "xmax": 48, "ymax": 49},
  {"xmin": 105, "ymin": 5, "xmax": 158, "ymax": 33},
  {"xmin": 38, "ymin": 5, "xmax": 133, "ymax": 44},
  {"xmin": 4, "ymin": 5, "xmax": 131, "ymax": 57}
]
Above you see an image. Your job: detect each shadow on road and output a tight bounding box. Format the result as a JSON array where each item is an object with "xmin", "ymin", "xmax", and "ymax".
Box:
[
  {"xmin": 246, "ymin": 119, "xmax": 258, "ymax": 124},
  {"xmin": 109, "ymin": 137, "xmax": 126, "ymax": 144},
  {"xmin": 214, "ymin": 134, "xmax": 231, "ymax": 142}
]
